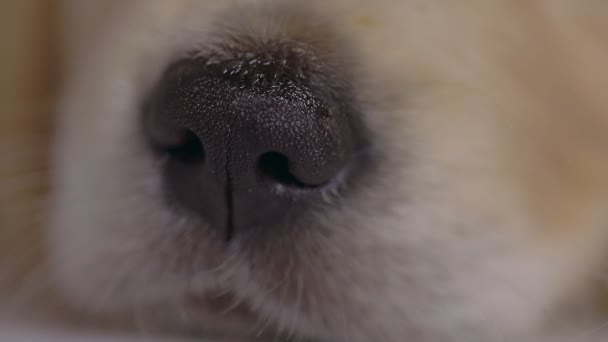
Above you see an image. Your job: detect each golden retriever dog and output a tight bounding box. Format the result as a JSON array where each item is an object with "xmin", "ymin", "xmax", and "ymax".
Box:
[{"xmin": 2, "ymin": 1, "xmax": 608, "ymax": 341}]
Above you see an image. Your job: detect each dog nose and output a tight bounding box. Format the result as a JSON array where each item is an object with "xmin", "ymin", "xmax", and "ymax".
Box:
[{"xmin": 144, "ymin": 42, "xmax": 364, "ymax": 239}]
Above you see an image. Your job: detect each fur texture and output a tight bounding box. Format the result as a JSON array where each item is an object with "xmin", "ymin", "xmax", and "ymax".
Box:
[{"xmin": 2, "ymin": 1, "xmax": 608, "ymax": 341}]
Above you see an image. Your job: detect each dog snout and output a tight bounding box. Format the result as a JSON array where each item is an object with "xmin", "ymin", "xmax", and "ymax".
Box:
[{"xmin": 144, "ymin": 40, "xmax": 365, "ymax": 239}]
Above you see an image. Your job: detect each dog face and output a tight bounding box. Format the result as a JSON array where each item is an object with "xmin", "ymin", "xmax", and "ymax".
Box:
[{"xmin": 49, "ymin": 1, "xmax": 608, "ymax": 341}]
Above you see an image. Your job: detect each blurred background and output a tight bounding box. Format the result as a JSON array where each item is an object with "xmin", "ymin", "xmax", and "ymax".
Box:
[
  {"xmin": 0, "ymin": 0, "xmax": 56, "ymax": 290},
  {"xmin": 1, "ymin": 0, "xmax": 57, "ymax": 145}
]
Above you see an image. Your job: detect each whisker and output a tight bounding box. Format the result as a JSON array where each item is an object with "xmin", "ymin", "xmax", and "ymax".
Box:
[
  {"xmin": 272, "ymin": 255, "xmax": 297, "ymax": 341},
  {"xmin": 286, "ymin": 271, "xmax": 304, "ymax": 341},
  {"xmin": 254, "ymin": 310, "xmax": 276, "ymax": 338},
  {"xmin": 219, "ymin": 294, "xmax": 246, "ymax": 316},
  {"xmin": 249, "ymin": 274, "xmax": 286, "ymax": 337}
]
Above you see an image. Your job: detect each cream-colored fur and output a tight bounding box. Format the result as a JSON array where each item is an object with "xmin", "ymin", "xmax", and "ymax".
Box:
[{"xmin": 2, "ymin": 1, "xmax": 608, "ymax": 341}]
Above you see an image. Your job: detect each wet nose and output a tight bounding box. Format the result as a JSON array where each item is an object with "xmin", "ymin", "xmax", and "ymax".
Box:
[{"xmin": 144, "ymin": 41, "xmax": 364, "ymax": 239}]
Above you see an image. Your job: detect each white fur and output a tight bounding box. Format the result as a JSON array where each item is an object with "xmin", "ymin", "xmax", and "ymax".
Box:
[{"xmin": 47, "ymin": 1, "xmax": 608, "ymax": 341}]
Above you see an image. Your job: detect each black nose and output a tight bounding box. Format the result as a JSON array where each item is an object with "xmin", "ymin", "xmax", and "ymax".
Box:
[{"xmin": 144, "ymin": 41, "xmax": 364, "ymax": 239}]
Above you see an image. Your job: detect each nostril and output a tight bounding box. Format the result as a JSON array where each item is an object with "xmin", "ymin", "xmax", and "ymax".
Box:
[
  {"xmin": 143, "ymin": 101, "xmax": 206, "ymax": 163},
  {"xmin": 167, "ymin": 129, "xmax": 205, "ymax": 163},
  {"xmin": 147, "ymin": 125, "xmax": 205, "ymax": 163},
  {"xmin": 258, "ymin": 152, "xmax": 317, "ymax": 188}
]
